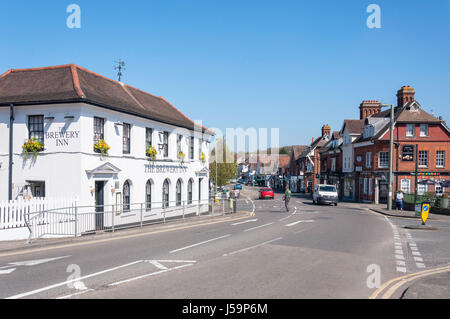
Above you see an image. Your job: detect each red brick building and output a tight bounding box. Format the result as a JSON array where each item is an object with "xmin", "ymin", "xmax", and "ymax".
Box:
[
  {"xmin": 352, "ymin": 86, "xmax": 450, "ymax": 203},
  {"xmin": 319, "ymin": 131, "xmax": 343, "ymax": 197},
  {"xmin": 287, "ymin": 145, "xmax": 308, "ymax": 192},
  {"xmin": 298, "ymin": 125, "xmax": 331, "ymax": 193}
]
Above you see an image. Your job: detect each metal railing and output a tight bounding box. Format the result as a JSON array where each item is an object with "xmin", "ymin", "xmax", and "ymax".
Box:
[{"xmin": 24, "ymin": 197, "xmax": 243, "ymax": 243}]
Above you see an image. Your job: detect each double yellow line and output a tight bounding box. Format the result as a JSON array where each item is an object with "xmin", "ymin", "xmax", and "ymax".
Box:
[{"xmin": 369, "ymin": 265, "xmax": 450, "ymax": 299}]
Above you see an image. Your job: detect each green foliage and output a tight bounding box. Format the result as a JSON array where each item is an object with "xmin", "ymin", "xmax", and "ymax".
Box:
[{"xmin": 209, "ymin": 138, "xmax": 237, "ymax": 187}]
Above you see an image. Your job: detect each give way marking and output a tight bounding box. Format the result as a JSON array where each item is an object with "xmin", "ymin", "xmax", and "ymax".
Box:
[
  {"xmin": 0, "ymin": 256, "xmax": 70, "ymax": 276},
  {"xmin": 109, "ymin": 260, "xmax": 197, "ymax": 287}
]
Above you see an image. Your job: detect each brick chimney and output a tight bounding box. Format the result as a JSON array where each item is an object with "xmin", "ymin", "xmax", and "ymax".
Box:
[
  {"xmin": 321, "ymin": 124, "xmax": 331, "ymax": 137},
  {"xmin": 397, "ymin": 86, "xmax": 415, "ymax": 107},
  {"xmin": 359, "ymin": 100, "xmax": 381, "ymax": 119}
]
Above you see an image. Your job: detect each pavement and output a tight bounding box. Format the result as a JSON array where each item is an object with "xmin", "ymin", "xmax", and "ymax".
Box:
[{"xmin": 0, "ymin": 185, "xmax": 448, "ymax": 300}]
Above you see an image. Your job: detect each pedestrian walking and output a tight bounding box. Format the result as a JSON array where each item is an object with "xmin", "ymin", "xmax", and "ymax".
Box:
[
  {"xmin": 396, "ymin": 190, "xmax": 404, "ymax": 211},
  {"xmin": 283, "ymin": 185, "xmax": 292, "ymax": 212}
]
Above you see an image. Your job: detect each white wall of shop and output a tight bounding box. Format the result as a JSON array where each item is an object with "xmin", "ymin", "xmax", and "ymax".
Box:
[{"xmin": 0, "ymin": 103, "xmax": 212, "ymax": 208}]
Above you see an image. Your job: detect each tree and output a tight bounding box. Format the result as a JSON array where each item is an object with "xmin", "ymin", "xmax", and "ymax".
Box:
[{"xmin": 209, "ymin": 138, "xmax": 237, "ymax": 188}]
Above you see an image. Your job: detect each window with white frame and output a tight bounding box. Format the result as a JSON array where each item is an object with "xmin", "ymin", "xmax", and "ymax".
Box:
[
  {"xmin": 368, "ymin": 178, "xmax": 373, "ymax": 195},
  {"xmin": 418, "ymin": 182, "xmax": 428, "ymax": 195},
  {"xmin": 363, "ymin": 178, "xmax": 368, "ymax": 194},
  {"xmin": 198, "ymin": 139, "xmax": 203, "ymax": 160},
  {"xmin": 379, "ymin": 152, "xmax": 389, "ymax": 168},
  {"xmin": 189, "ymin": 136, "xmax": 194, "ymax": 160},
  {"xmin": 145, "ymin": 128, "xmax": 153, "ymax": 150},
  {"xmin": 177, "ymin": 134, "xmax": 182, "ymax": 157},
  {"xmin": 93, "ymin": 117, "xmax": 104, "ymax": 148},
  {"xmin": 162, "ymin": 132, "xmax": 169, "ymax": 157},
  {"xmin": 401, "ymin": 179, "xmax": 411, "ymax": 193},
  {"xmin": 406, "ymin": 124, "xmax": 415, "ymax": 137},
  {"xmin": 331, "ymin": 158, "xmax": 336, "ymax": 172},
  {"xmin": 123, "ymin": 123, "xmax": 131, "ymax": 154},
  {"xmin": 436, "ymin": 151, "xmax": 445, "ymax": 168},
  {"xmin": 366, "ymin": 152, "xmax": 372, "ymax": 168},
  {"xmin": 420, "ymin": 124, "xmax": 429, "ymax": 137},
  {"xmin": 419, "ymin": 151, "xmax": 428, "ymax": 167}
]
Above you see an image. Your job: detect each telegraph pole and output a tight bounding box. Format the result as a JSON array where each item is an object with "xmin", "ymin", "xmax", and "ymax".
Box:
[
  {"xmin": 8, "ymin": 104, "xmax": 14, "ymax": 201},
  {"xmin": 381, "ymin": 103, "xmax": 395, "ymax": 211},
  {"xmin": 388, "ymin": 104, "xmax": 395, "ymax": 211}
]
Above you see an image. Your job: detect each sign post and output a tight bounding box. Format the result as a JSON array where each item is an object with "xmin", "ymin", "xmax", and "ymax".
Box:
[{"xmin": 421, "ymin": 202, "xmax": 430, "ymax": 225}]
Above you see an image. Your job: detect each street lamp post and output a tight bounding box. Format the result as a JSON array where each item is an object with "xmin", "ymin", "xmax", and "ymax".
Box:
[{"xmin": 381, "ymin": 103, "xmax": 395, "ymax": 211}]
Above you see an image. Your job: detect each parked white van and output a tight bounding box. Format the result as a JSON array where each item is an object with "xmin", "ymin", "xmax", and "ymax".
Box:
[{"xmin": 312, "ymin": 184, "xmax": 339, "ymax": 206}]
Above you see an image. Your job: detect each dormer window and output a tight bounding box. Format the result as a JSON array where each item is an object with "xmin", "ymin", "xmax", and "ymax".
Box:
[{"xmin": 363, "ymin": 125, "xmax": 374, "ymax": 139}]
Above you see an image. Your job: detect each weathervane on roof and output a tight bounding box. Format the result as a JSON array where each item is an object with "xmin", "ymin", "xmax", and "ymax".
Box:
[{"xmin": 114, "ymin": 60, "xmax": 126, "ymax": 82}]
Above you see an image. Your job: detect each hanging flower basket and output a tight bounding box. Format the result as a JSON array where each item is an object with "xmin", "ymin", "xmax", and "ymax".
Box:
[
  {"xmin": 94, "ymin": 139, "xmax": 111, "ymax": 157},
  {"xmin": 22, "ymin": 139, "xmax": 44, "ymax": 160},
  {"xmin": 146, "ymin": 145, "xmax": 157, "ymax": 160},
  {"xmin": 200, "ymin": 152, "xmax": 206, "ymax": 164},
  {"xmin": 178, "ymin": 151, "xmax": 185, "ymax": 164}
]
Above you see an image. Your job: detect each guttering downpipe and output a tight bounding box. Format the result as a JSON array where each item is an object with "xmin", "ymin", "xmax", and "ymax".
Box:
[{"xmin": 8, "ymin": 103, "xmax": 14, "ymax": 201}]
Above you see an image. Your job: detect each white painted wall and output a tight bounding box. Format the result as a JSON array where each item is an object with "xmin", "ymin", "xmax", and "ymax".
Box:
[{"xmin": 0, "ymin": 103, "xmax": 212, "ymax": 209}]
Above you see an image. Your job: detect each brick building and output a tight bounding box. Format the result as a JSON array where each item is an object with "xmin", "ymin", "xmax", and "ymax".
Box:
[
  {"xmin": 352, "ymin": 86, "xmax": 450, "ymax": 203},
  {"xmin": 319, "ymin": 131, "xmax": 343, "ymax": 197},
  {"xmin": 287, "ymin": 145, "xmax": 308, "ymax": 192},
  {"xmin": 298, "ymin": 125, "xmax": 331, "ymax": 193}
]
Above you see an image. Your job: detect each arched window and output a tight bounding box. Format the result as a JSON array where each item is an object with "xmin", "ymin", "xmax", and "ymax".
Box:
[
  {"xmin": 188, "ymin": 179, "xmax": 193, "ymax": 205},
  {"xmin": 176, "ymin": 179, "xmax": 182, "ymax": 206},
  {"xmin": 162, "ymin": 179, "xmax": 170, "ymax": 208},
  {"xmin": 123, "ymin": 180, "xmax": 131, "ymax": 211},
  {"xmin": 145, "ymin": 180, "xmax": 152, "ymax": 211}
]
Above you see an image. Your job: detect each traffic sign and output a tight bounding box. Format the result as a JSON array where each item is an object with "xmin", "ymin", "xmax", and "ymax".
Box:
[{"xmin": 421, "ymin": 202, "xmax": 430, "ymax": 224}]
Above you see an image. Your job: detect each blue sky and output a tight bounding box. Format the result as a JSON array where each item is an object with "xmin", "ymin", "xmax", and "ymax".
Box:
[{"xmin": 1, "ymin": 0, "xmax": 449, "ymax": 150}]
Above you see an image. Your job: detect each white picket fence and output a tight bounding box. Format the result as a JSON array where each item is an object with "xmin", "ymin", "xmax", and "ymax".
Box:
[{"xmin": 0, "ymin": 197, "xmax": 78, "ymax": 230}]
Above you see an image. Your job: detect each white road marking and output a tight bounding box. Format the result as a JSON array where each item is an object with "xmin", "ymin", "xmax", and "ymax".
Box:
[
  {"xmin": 8, "ymin": 256, "xmax": 70, "ymax": 267},
  {"xmin": 109, "ymin": 263, "xmax": 194, "ymax": 286},
  {"xmin": 244, "ymin": 222, "xmax": 274, "ymax": 232},
  {"xmin": 396, "ymin": 267, "xmax": 407, "ymax": 273},
  {"xmin": 279, "ymin": 215, "xmax": 292, "ymax": 222},
  {"xmin": 169, "ymin": 234, "xmax": 231, "ymax": 254},
  {"xmin": 0, "ymin": 268, "xmax": 16, "ymax": 275},
  {"xmin": 396, "ymin": 261, "xmax": 406, "ymax": 266},
  {"xmin": 6, "ymin": 260, "xmax": 143, "ymax": 299},
  {"xmin": 293, "ymin": 227, "xmax": 314, "ymax": 235},
  {"xmin": 231, "ymin": 219, "xmax": 257, "ymax": 226},
  {"xmin": 147, "ymin": 260, "xmax": 168, "ymax": 270},
  {"xmin": 395, "ymin": 255, "xmax": 405, "ymax": 260},
  {"xmin": 56, "ymin": 289, "xmax": 94, "ymax": 299},
  {"xmin": 404, "ymin": 230, "xmax": 426, "ymax": 270},
  {"xmin": 223, "ymin": 237, "xmax": 283, "ymax": 257},
  {"xmin": 286, "ymin": 220, "xmax": 314, "ymax": 227}
]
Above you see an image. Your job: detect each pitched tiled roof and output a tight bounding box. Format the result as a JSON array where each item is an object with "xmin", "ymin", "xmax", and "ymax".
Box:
[
  {"xmin": 278, "ymin": 155, "xmax": 290, "ymax": 169},
  {"xmin": 354, "ymin": 101, "xmax": 449, "ymax": 143},
  {"xmin": 0, "ymin": 64, "xmax": 213, "ymax": 134},
  {"xmin": 342, "ymin": 119, "xmax": 364, "ymax": 134},
  {"xmin": 291, "ymin": 145, "xmax": 308, "ymax": 160}
]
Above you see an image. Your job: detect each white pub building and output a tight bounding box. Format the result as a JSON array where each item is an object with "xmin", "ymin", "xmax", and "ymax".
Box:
[{"xmin": 0, "ymin": 64, "xmax": 213, "ymax": 231}]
